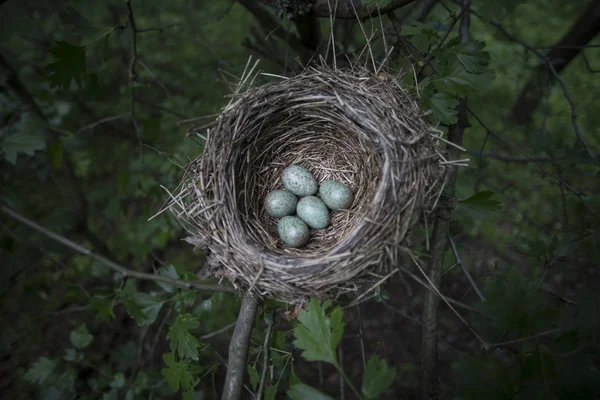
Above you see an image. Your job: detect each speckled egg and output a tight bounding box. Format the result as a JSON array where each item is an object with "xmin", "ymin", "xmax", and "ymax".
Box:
[
  {"xmin": 319, "ymin": 180, "xmax": 354, "ymax": 210},
  {"xmin": 296, "ymin": 196, "xmax": 330, "ymax": 229},
  {"xmin": 264, "ymin": 190, "xmax": 298, "ymax": 218},
  {"xmin": 278, "ymin": 216, "xmax": 310, "ymax": 248},
  {"xmin": 281, "ymin": 165, "xmax": 318, "ymax": 196}
]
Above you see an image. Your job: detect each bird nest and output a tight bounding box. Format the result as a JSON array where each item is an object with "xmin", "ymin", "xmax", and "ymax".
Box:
[{"xmin": 167, "ymin": 63, "xmax": 447, "ymax": 303}]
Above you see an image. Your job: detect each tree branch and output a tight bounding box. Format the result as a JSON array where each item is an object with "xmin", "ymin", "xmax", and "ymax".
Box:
[
  {"xmin": 312, "ymin": 0, "xmax": 417, "ymax": 20},
  {"xmin": 508, "ymin": 0, "xmax": 600, "ymax": 126},
  {"xmin": 256, "ymin": 319, "xmax": 273, "ymax": 400},
  {"xmin": 420, "ymin": 3, "xmax": 471, "ymax": 399},
  {"xmin": 0, "ymin": 205, "xmax": 237, "ymax": 294},
  {"xmin": 238, "ymin": 0, "xmax": 313, "ymax": 63},
  {"xmin": 222, "ymin": 292, "xmax": 260, "ymax": 400}
]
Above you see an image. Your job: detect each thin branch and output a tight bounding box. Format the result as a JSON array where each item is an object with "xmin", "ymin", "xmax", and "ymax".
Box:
[
  {"xmin": 421, "ymin": 3, "xmax": 471, "ymax": 398},
  {"xmin": 200, "ymin": 321, "xmax": 237, "ymax": 340},
  {"xmin": 488, "ymin": 16, "xmax": 597, "ymax": 158},
  {"xmin": 256, "ymin": 319, "xmax": 274, "ymax": 400},
  {"xmin": 222, "ymin": 292, "xmax": 260, "ymax": 400},
  {"xmin": 126, "ymin": 0, "xmax": 142, "ymax": 155},
  {"xmin": 312, "ymin": 0, "xmax": 417, "ymax": 20},
  {"xmin": 449, "ymin": 235, "xmax": 484, "ymax": 301},
  {"xmin": 137, "ymin": 22, "xmax": 182, "ymax": 33},
  {"xmin": 75, "ymin": 114, "xmax": 129, "ymax": 135},
  {"xmin": 0, "ymin": 205, "xmax": 236, "ymax": 294},
  {"xmin": 134, "ymin": 96, "xmax": 190, "ymax": 119}
]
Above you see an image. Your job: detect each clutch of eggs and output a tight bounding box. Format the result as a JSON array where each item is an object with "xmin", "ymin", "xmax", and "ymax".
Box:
[{"xmin": 264, "ymin": 164, "xmax": 354, "ymax": 248}]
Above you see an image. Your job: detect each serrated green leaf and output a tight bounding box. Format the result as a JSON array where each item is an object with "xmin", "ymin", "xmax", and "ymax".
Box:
[
  {"xmin": 59, "ymin": 6, "xmax": 97, "ymax": 34},
  {"xmin": 446, "ymin": 40, "xmax": 490, "ymax": 74},
  {"xmin": 362, "ymin": 356, "xmax": 397, "ymax": 399},
  {"xmin": 123, "ymin": 292, "xmax": 166, "ymax": 326},
  {"xmin": 168, "ymin": 314, "xmax": 201, "ymax": 361},
  {"xmin": 47, "ymin": 41, "xmax": 87, "ymax": 90},
  {"xmin": 161, "ymin": 353, "xmax": 195, "ymax": 392},
  {"xmin": 1, "ymin": 129, "xmax": 46, "ymax": 164},
  {"xmin": 288, "ymin": 383, "xmax": 334, "ymax": 400},
  {"xmin": 90, "ymin": 296, "xmax": 116, "ymax": 321},
  {"xmin": 433, "ymin": 62, "xmax": 494, "ymax": 97},
  {"xmin": 293, "ymin": 298, "xmax": 345, "ymax": 366},
  {"xmin": 264, "ymin": 381, "xmax": 279, "ymax": 400},
  {"xmin": 47, "ymin": 140, "xmax": 63, "ymax": 169},
  {"xmin": 425, "ymin": 92, "xmax": 459, "ymax": 125},
  {"xmin": 459, "ymin": 191, "xmax": 503, "ymax": 213},
  {"xmin": 24, "ymin": 357, "xmax": 56, "ymax": 384},
  {"xmin": 248, "ymin": 364, "xmax": 259, "ymax": 391},
  {"xmin": 70, "ymin": 323, "xmax": 93, "ymax": 349}
]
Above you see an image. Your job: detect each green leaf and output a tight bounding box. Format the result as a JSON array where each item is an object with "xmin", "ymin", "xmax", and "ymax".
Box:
[
  {"xmin": 24, "ymin": 357, "xmax": 57, "ymax": 384},
  {"xmin": 156, "ymin": 265, "xmax": 179, "ymax": 293},
  {"xmin": 59, "ymin": 6, "xmax": 97, "ymax": 34},
  {"xmin": 264, "ymin": 381, "xmax": 279, "ymax": 400},
  {"xmin": 288, "ymin": 383, "xmax": 334, "ymax": 400},
  {"xmin": 453, "ymin": 354, "xmax": 515, "ymax": 399},
  {"xmin": 90, "ymin": 296, "xmax": 116, "ymax": 321},
  {"xmin": 433, "ymin": 62, "xmax": 494, "ymax": 97},
  {"xmin": 248, "ymin": 364, "xmax": 259, "ymax": 391},
  {"xmin": 70, "ymin": 323, "xmax": 93, "ymax": 349},
  {"xmin": 476, "ymin": 0, "xmax": 524, "ymax": 18},
  {"xmin": 47, "ymin": 140, "xmax": 63, "ymax": 169},
  {"xmin": 446, "ymin": 39, "xmax": 490, "ymax": 74},
  {"xmin": 459, "ymin": 191, "xmax": 503, "ymax": 213},
  {"xmin": 1, "ymin": 129, "xmax": 46, "ymax": 164},
  {"xmin": 362, "ymin": 356, "xmax": 397, "ymax": 399},
  {"xmin": 109, "ymin": 373, "xmax": 126, "ymax": 389},
  {"xmin": 293, "ymin": 298, "xmax": 345, "ymax": 366},
  {"xmin": 168, "ymin": 314, "xmax": 201, "ymax": 361},
  {"xmin": 123, "ymin": 292, "xmax": 166, "ymax": 326},
  {"xmin": 63, "ymin": 348, "xmax": 78, "ymax": 362},
  {"xmin": 424, "ymin": 92, "xmax": 459, "ymax": 125},
  {"xmin": 47, "ymin": 41, "xmax": 87, "ymax": 90},
  {"xmin": 161, "ymin": 353, "xmax": 196, "ymax": 392}
]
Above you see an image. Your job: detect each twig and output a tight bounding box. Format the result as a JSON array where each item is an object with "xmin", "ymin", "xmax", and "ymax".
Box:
[
  {"xmin": 222, "ymin": 292, "xmax": 260, "ymax": 400},
  {"xmin": 449, "ymin": 235, "xmax": 484, "ymax": 301},
  {"xmin": 420, "ymin": 3, "xmax": 471, "ymax": 398},
  {"xmin": 75, "ymin": 114, "xmax": 129, "ymax": 135},
  {"xmin": 137, "ymin": 22, "xmax": 182, "ymax": 33},
  {"xmin": 417, "ymin": 1, "xmax": 471, "ymax": 76},
  {"xmin": 256, "ymin": 319, "xmax": 273, "ymax": 400},
  {"xmin": 200, "ymin": 321, "xmax": 237, "ymax": 340},
  {"xmin": 0, "ymin": 205, "xmax": 236, "ymax": 294},
  {"xmin": 126, "ymin": 0, "xmax": 142, "ymax": 156},
  {"xmin": 338, "ymin": 345, "xmax": 345, "ymax": 400},
  {"xmin": 134, "ymin": 96, "xmax": 189, "ymax": 119},
  {"xmin": 487, "ymin": 18, "xmax": 595, "ymax": 159}
]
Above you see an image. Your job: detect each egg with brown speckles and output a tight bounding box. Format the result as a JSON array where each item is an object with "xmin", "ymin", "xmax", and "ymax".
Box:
[
  {"xmin": 278, "ymin": 216, "xmax": 310, "ymax": 248},
  {"xmin": 282, "ymin": 165, "xmax": 318, "ymax": 196},
  {"xmin": 296, "ymin": 196, "xmax": 330, "ymax": 229},
  {"xmin": 319, "ymin": 180, "xmax": 354, "ymax": 210},
  {"xmin": 264, "ymin": 190, "xmax": 298, "ymax": 218}
]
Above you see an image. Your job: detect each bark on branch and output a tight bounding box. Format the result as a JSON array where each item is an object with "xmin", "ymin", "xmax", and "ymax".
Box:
[
  {"xmin": 420, "ymin": 3, "xmax": 471, "ymax": 399},
  {"xmin": 312, "ymin": 0, "xmax": 417, "ymax": 20},
  {"xmin": 509, "ymin": 0, "xmax": 600, "ymax": 125},
  {"xmin": 222, "ymin": 292, "xmax": 260, "ymax": 400}
]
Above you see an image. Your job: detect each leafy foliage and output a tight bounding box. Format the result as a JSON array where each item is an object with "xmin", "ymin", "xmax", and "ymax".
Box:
[
  {"xmin": 24, "ymin": 357, "xmax": 57, "ymax": 385},
  {"xmin": 168, "ymin": 314, "xmax": 202, "ymax": 361},
  {"xmin": 47, "ymin": 41, "xmax": 88, "ymax": 89},
  {"xmin": 361, "ymin": 356, "xmax": 397, "ymax": 399},
  {"xmin": 161, "ymin": 353, "xmax": 201, "ymax": 392},
  {"xmin": 293, "ymin": 298, "xmax": 344, "ymax": 366},
  {"xmin": 288, "ymin": 383, "xmax": 335, "ymax": 400},
  {"xmin": 1, "ymin": 128, "xmax": 46, "ymax": 164},
  {"xmin": 70, "ymin": 323, "xmax": 94, "ymax": 349}
]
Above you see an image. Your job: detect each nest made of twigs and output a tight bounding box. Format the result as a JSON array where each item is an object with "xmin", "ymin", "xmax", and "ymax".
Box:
[{"xmin": 167, "ymin": 62, "xmax": 447, "ymax": 303}]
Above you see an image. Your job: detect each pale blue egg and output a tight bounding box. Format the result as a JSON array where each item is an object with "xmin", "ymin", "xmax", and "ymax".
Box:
[
  {"xmin": 264, "ymin": 190, "xmax": 298, "ymax": 218},
  {"xmin": 319, "ymin": 181, "xmax": 354, "ymax": 210},
  {"xmin": 282, "ymin": 165, "xmax": 318, "ymax": 196},
  {"xmin": 278, "ymin": 216, "xmax": 310, "ymax": 248},
  {"xmin": 296, "ymin": 196, "xmax": 330, "ymax": 229}
]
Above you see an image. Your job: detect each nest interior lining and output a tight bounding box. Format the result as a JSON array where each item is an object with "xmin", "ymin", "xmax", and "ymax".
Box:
[{"xmin": 171, "ymin": 66, "xmax": 445, "ymax": 303}]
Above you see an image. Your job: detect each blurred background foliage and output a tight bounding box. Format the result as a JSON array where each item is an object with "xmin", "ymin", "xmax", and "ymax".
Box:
[{"xmin": 0, "ymin": 0, "xmax": 599, "ymax": 398}]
